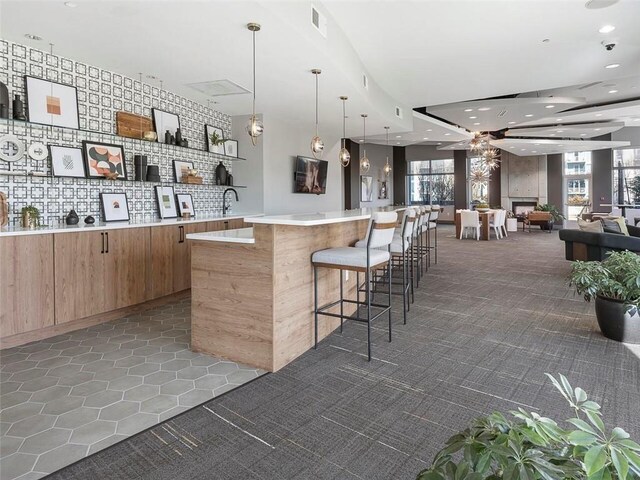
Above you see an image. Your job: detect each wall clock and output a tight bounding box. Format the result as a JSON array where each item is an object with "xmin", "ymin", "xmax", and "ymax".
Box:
[{"xmin": 0, "ymin": 134, "xmax": 25, "ymax": 163}]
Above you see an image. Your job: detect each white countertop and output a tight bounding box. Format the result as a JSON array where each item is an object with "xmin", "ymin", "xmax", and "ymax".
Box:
[
  {"xmin": 187, "ymin": 227, "xmax": 255, "ymax": 244},
  {"xmin": 245, "ymin": 206, "xmax": 406, "ymax": 227},
  {"xmin": 0, "ymin": 213, "xmax": 262, "ymax": 237}
]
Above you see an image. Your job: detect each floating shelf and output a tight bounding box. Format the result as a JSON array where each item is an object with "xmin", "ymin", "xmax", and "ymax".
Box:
[{"xmin": 0, "ymin": 117, "xmax": 246, "ymax": 162}]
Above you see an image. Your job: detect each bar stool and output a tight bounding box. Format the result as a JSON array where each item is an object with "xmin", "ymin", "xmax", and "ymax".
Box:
[
  {"xmin": 426, "ymin": 204, "xmax": 439, "ymax": 265},
  {"xmin": 355, "ymin": 208, "xmax": 416, "ymax": 324},
  {"xmin": 419, "ymin": 206, "xmax": 431, "ymax": 276},
  {"xmin": 311, "ymin": 211, "xmax": 398, "ymax": 361}
]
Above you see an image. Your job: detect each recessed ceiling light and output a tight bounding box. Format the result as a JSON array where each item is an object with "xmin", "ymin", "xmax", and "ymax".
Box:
[
  {"xmin": 359, "ymin": 140, "xmax": 364, "ymax": 143},
  {"xmin": 469, "ymin": 116, "xmax": 477, "ymax": 119},
  {"xmin": 423, "ymin": 137, "xmax": 429, "ymax": 140},
  {"xmin": 397, "ymin": 142, "xmax": 401, "ymax": 145},
  {"xmin": 545, "ymin": 105, "xmax": 555, "ymax": 109},
  {"xmin": 444, "ymin": 133, "xmax": 451, "ymax": 136},
  {"xmin": 521, "ymin": 149, "xmax": 526, "ymax": 151},
  {"xmin": 473, "ymin": 122, "xmax": 480, "ymax": 126},
  {"xmin": 532, "ymin": 150, "xmax": 537, "ymax": 153},
  {"xmin": 557, "ymin": 130, "xmax": 564, "ymax": 133},
  {"xmin": 605, "ymin": 63, "xmax": 620, "ymax": 69},
  {"xmin": 24, "ymin": 34, "xmax": 42, "ymax": 40},
  {"xmin": 395, "ymin": 135, "xmax": 402, "ymax": 138},
  {"xmin": 595, "ymin": 113, "xmax": 603, "ymax": 117},
  {"xmin": 437, "ymin": 143, "xmax": 442, "ymax": 145},
  {"xmin": 599, "ymin": 25, "xmax": 616, "ymax": 33},
  {"xmin": 634, "ymin": 118, "xmax": 640, "ymax": 121},
  {"xmin": 464, "ymin": 108, "xmax": 473, "ymax": 112},
  {"xmin": 426, "ymin": 129, "xmax": 432, "ymax": 132},
  {"xmin": 64, "ymin": 1, "xmax": 77, "ymax": 6},
  {"xmin": 477, "ymin": 107, "xmax": 491, "ymax": 111},
  {"xmin": 550, "ymin": 134, "xmax": 556, "ymax": 136},
  {"xmin": 525, "ymin": 114, "xmax": 534, "ymax": 117},
  {"xmin": 609, "ymin": 89, "xmax": 618, "ymax": 93},
  {"xmin": 594, "ymin": 128, "xmax": 601, "ymax": 131},
  {"xmin": 581, "ymin": 133, "xmax": 587, "ymax": 136},
  {"xmin": 556, "ymin": 118, "xmax": 563, "ymax": 122},
  {"xmin": 534, "ymin": 143, "xmax": 540, "ymax": 146},
  {"xmin": 508, "ymin": 121, "xmax": 516, "ymax": 125}
]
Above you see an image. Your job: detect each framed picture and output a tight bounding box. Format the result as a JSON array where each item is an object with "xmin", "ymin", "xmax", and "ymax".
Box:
[
  {"xmin": 293, "ymin": 156, "xmax": 328, "ymax": 195},
  {"xmin": 173, "ymin": 160, "xmax": 194, "ymax": 183},
  {"xmin": 205, "ymin": 125, "xmax": 225, "ymax": 154},
  {"xmin": 155, "ymin": 186, "xmax": 178, "ymax": 219},
  {"xmin": 176, "ymin": 193, "xmax": 195, "ymax": 217},
  {"xmin": 361, "ymin": 175, "xmax": 373, "ymax": 202},
  {"xmin": 81, "ymin": 140, "xmax": 128, "ymax": 180},
  {"xmin": 152, "ymin": 108, "xmax": 180, "ymax": 144},
  {"xmin": 49, "ymin": 145, "xmax": 85, "ymax": 178},
  {"xmin": 25, "ymin": 76, "xmax": 80, "ymax": 129},
  {"xmin": 223, "ymin": 139, "xmax": 238, "ymax": 158},
  {"xmin": 378, "ymin": 180, "xmax": 388, "ymax": 200},
  {"xmin": 100, "ymin": 192, "xmax": 130, "ymax": 222}
]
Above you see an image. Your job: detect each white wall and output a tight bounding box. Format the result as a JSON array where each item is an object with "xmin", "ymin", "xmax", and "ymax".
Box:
[
  {"xmin": 357, "ymin": 143, "xmax": 393, "ymax": 208},
  {"xmin": 232, "ymin": 113, "xmax": 344, "ymax": 215},
  {"xmin": 613, "ymin": 127, "xmax": 640, "ymax": 147}
]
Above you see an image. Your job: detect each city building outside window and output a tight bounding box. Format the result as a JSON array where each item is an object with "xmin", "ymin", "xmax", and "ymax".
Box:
[
  {"xmin": 407, "ymin": 159, "xmax": 454, "ymax": 205},
  {"xmin": 613, "ymin": 147, "xmax": 640, "ymax": 206},
  {"xmin": 563, "ymin": 152, "xmax": 592, "ymax": 220}
]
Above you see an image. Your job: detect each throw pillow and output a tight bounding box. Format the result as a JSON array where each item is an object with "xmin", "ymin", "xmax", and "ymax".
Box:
[
  {"xmin": 577, "ymin": 218, "xmax": 604, "ymax": 233},
  {"xmin": 600, "ymin": 218, "xmax": 623, "ymax": 235},
  {"xmin": 602, "ymin": 216, "xmax": 629, "ymax": 236}
]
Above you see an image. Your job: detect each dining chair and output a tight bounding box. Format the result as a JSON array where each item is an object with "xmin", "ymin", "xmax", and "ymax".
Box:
[
  {"xmin": 488, "ymin": 209, "xmax": 503, "ymax": 239},
  {"xmin": 460, "ymin": 210, "xmax": 480, "ymax": 240}
]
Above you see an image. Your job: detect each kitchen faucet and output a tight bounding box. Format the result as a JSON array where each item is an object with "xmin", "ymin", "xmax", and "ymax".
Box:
[{"xmin": 222, "ymin": 188, "xmax": 239, "ymax": 216}]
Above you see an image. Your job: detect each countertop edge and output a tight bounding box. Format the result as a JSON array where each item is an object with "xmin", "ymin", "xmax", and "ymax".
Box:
[{"xmin": 187, "ymin": 227, "xmax": 255, "ymax": 244}]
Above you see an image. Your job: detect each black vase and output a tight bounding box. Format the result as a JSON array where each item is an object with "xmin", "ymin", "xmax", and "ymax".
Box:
[
  {"xmin": 84, "ymin": 215, "xmax": 95, "ymax": 225},
  {"xmin": 13, "ymin": 94, "xmax": 26, "ymax": 121},
  {"xmin": 181, "ymin": 138, "xmax": 188, "ymax": 148},
  {"xmin": 215, "ymin": 161, "xmax": 227, "ymax": 186},
  {"xmin": 134, "ymin": 155, "xmax": 148, "ymax": 181},
  {"xmin": 227, "ymin": 174, "xmax": 233, "ymax": 186},
  {"xmin": 0, "ymin": 80, "xmax": 9, "ymax": 119},
  {"xmin": 66, "ymin": 209, "xmax": 79, "ymax": 225},
  {"xmin": 165, "ymin": 130, "xmax": 172, "ymax": 144},
  {"xmin": 175, "ymin": 128, "xmax": 182, "ymax": 145},
  {"xmin": 146, "ymin": 165, "xmax": 161, "ymax": 182}
]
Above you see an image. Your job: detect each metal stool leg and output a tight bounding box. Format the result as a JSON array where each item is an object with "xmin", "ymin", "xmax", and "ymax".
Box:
[
  {"xmin": 434, "ymin": 225, "xmax": 438, "ymax": 264},
  {"xmin": 366, "ymin": 268, "xmax": 371, "ymax": 361},
  {"xmin": 388, "ymin": 258, "xmax": 392, "ymax": 342},
  {"xmin": 339, "ymin": 269, "xmax": 344, "ymax": 333},
  {"xmin": 402, "ymin": 250, "xmax": 407, "ymax": 323},
  {"xmin": 314, "ymin": 266, "xmax": 319, "ymax": 349}
]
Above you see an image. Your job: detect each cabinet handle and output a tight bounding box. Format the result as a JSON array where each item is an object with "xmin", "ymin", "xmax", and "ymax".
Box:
[
  {"xmin": 178, "ymin": 226, "xmax": 184, "ymax": 243},
  {"xmin": 101, "ymin": 232, "xmax": 104, "ymax": 254},
  {"xmin": 105, "ymin": 232, "xmax": 109, "ymax": 253}
]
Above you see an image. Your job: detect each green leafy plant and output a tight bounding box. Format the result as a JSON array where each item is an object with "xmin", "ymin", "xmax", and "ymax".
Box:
[
  {"xmin": 569, "ymin": 251, "xmax": 640, "ymax": 315},
  {"xmin": 417, "ymin": 374, "xmax": 640, "ymax": 480},
  {"xmin": 535, "ymin": 203, "xmax": 565, "ymax": 223},
  {"xmin": 209, "ymin": 131, "xmax": 225, "ymax": 146},
  {"xmin": 20, "ymin": 205, "xmax": 40, "ymax": 217},
  {"xmin": 476, "ymin": 202, "xmax": 490, "ymax": 209}
]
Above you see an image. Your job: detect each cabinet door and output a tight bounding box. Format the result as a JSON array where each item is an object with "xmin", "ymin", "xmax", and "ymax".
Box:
[
  {"xmin": 104, "ymin": 228, "xmax": 150, "ymax": 310},
  {"xmin": 150, "ymin": 225, "xmax": 180, "ymax": 299},
  {"xmin": 206, "ymin": 221, "xmax": 224, "ymax": 232},
  {"xmin": 54, "ymin": 231, "xmax": 106, "ymax": 324},
  {"xmin": 174, "ymin": 223, "xmax": 208, "ymax": 292},
  {"xmin": 0, "ymin": 235, "xmax": 55, "ymax": 336},
  {"xmin": 228, "ymin": 218, "xmax": 245, "ymax": 229}
]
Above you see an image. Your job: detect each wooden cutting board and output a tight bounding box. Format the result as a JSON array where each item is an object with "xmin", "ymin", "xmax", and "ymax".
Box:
[
  {"xmin": 116, "ymin": 112, "xmax": 154, "ymax": 140},
  {"xmin": 0, "ymin": 191, "xmax": 8, "ymax": 227}
]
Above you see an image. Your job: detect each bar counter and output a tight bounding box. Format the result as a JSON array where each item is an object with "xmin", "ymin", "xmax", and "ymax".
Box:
[{"xmin": 187, "ymin": 207, "xmax": 404, "ymax": 371}]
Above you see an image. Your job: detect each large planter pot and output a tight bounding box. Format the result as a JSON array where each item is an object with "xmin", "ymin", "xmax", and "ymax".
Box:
[
  {"xmin": 594, "ymin": 296, "xmax": 640, "ymax": 344},
  {"xmin": 506, "ymin": 218, "xmax": 518, "ymax": 232},
  {"xmin": 540, "ymin": 220, "xmax": 555, "ymax": 230}
]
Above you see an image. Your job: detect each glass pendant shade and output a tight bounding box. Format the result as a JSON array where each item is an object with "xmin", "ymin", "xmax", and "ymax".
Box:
[
  {"xmin": 383, "ymin": 160, "xmax": 392, "ymax": 176},
  {"xmin": 311, "ymin": 136, "xmax": 324, "ymax": 157},
  {"xmin": 339, "ymin": 146, "xmax": 350, "ymax": 167},
  {"xmin": 246, "ymin": 115, "xmax": 263, "ymax": 146},
  {"xmin": 360, "ymin": 153, "xmax": 370, "ymax": 173}
]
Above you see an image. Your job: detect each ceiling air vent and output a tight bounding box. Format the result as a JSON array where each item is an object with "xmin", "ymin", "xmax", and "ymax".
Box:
[
  {"xmin": 497, "ymin": 110, "xmax": 507, "ymax": 117},
  {"xmin": 186, "ymin": 80, "xmax": 250, "ymax": 97},
  {"xmin": 311, "ymin": 5, "xmax": 327, "ymax": 37},
  {"xmin": 395, "ymin": 106, "xmax": 403, "ymax": 119}
]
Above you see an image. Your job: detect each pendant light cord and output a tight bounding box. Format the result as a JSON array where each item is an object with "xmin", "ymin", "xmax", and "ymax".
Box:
[
  {"xmin": 315, "ymin": 73, "xmax": 319, "ymax": 136},
  {"xmin": 342, "ymin": 99, "xmax": 346, "ymax": 148},
  {"xmin": 252, "ymin": 30, "xmax": 256, "ymax": 118}
]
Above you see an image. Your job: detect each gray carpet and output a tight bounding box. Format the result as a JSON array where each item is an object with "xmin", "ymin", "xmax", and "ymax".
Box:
[{"xmin": 46, "ymin": 226, "xmax": 640, "ymax": 480}]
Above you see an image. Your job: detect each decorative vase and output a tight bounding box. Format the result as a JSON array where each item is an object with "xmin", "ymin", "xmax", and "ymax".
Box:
[
  {"xmin": 595, "ymin": 296, "xmax": 640, "ymax": 344},
  {"xmin": 227, "ymin": 174, "xmax": 233, "ymax": 186},
  {"xmin": 134, "ymin": 155, "xmax": 147, "ymax": 181},
  {"xmin": 215, "ymin": 161, "xmax": 227, "ymax": 186},
  {"xmin": 21, "ymin": 211, "xmax": 38, "ymax": 229},
  {"xmin": 181, "ymin": 138, "xmax": 188, "ymax": 148},
  {"xmin": 13, "ymin": 94, "xmax": 26, "ymax": 121},
  {"xmin": 146, "ymin": 165, "xmax": 161, "ymax": 182},
  {"xmin": 164, "ymin": 130, "xmax": 172, "ymax": 144},
  {"xmin": 65, "ymin": 209, "xmax": 79, "ymax": 225},
  {"xmin": 175, "ymin": 128, "xmax": 182, "ymax": 145},
  {"xmin": 84, "ymin": 215, "xmax": 95, "ymax": 225},
  {"xmin": 0, "ymin": 81, "xmax": 9, "ymax": 119}
]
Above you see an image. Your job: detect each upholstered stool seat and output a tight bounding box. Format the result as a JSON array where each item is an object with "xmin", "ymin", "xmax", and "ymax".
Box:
[{"xmin": 312, "ymin": 247, "xmax": 390, "ymax": 270}]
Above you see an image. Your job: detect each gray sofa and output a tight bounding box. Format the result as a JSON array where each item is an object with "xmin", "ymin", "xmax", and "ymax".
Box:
[{"xmin": 559, "ymin": 224, "xmax": 640, "ymax": 261}]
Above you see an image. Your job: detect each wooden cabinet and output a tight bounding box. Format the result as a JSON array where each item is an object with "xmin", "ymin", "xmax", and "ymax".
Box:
[
  {"xmin": 150, "ymin": 222, "xmax": 210, "ymax": 298},
  {"xmin": 54, "ymin": 228, "xmax": 150, "ymax": 324},
  {"xmin": 0, "ymin": 235, "xmax": 55, "ymax": 336}
]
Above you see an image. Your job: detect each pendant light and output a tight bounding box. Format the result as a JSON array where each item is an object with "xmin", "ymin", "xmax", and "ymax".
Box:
[
  {"xmin": 360, "ymin": 114, "xmax": 370, "ymax": 173},
  {"xmin": 339, "ymin": 96, "xmax": 350, "ymax": 167},
  {"xmin": 383, "ymin": 126, "xmax": 392, "ymax": 176},
  {"xmin": 310, "ymin": 69, "xmax": 324, "ymax": 158},
  {"xmin": 245, "ymin": 22, "xmax": 263, "ymax": 146}
]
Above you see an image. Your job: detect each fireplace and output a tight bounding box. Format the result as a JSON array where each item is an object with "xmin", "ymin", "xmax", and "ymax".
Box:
[{"xmin": 512, "ymin": 201, "xmax": 537, "ymax": 218}]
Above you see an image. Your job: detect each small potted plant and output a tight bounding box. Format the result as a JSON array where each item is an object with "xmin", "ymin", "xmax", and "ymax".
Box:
[
  {"xmin": 475, "ymin": 202, "xmax": 490, "ymax": 213},
  {"xmin": 505, "ymin": 210, "xmax": 518, "ymax": 232},
  {"xmin": 20, "ymin": 205, "xmax": 40, "ymax": 229},
  {"xmin": 535, "ymin": 203, "xmax": 565, "ymax": 230},
  {"xmin": 569, "ymin": 251, "xmax": 640, "ymax": 344}
]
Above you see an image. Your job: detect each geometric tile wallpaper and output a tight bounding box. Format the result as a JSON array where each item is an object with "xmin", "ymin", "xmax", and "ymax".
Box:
[{"xmin": 0, "ymin": 39, "xmax": 237, "ymax": 226}]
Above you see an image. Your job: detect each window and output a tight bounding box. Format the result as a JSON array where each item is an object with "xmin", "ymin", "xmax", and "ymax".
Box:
[
  {"xmin": 563, "ymin": 152, "xmax": 592, "ymax": 220},
  {"xmin": 613, "ymin": 148, "xmax": 640, "ymax": 205},
  {"xmin": 407, "ymin": 159, "xmax": 454, "ymax": 205},
  {"xmin": 469, "ymin": 156, "xmax": 488, "ymax": 204}
]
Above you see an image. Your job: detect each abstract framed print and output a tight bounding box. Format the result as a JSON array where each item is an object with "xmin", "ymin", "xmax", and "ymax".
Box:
[
  {"xmin": 155, "ymin": 185, "xmax": 178, "ymax": 219},
  {"xmin": 25, "ymin": 76, "xmax": 80, "ymax": 129},
  {"xmin": 223, "ymin": 139, "xmax": 238, "ymax": 158},
  {"xmin": 205, "ymin": 124, "xmax": 225, "ymax": 154},
  {"xmin": 152, "ymin": 108, "xmax": 181, "ymax": 144},
  {"xmin": 173, "ymin": 159, "xmax": 194, "ymax": 183},
  {"xmin": 100, "ymin": 192, "xmax": 130, "ymax": 222},
  {"xmin": 360, "ymin": 175, "xmax": 373, "ymax": 202},
  {"xmin": 81, "ymin": 140, "xmax": 128, "ymax": 180},
  {"xmin": 176, "ymin": 193, "xmax": 195, "ymax": 217},
  {"xmin": 49, "ymin": 145, "xmax": 85, "ymax": 178}
]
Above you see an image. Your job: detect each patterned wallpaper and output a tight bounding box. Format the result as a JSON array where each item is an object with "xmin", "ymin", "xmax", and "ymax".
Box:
[{"xmin": 0, "ymin": 39, "xmax": 238, "ymax": 226}]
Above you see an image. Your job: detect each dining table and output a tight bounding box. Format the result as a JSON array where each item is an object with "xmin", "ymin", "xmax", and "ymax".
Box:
[{"xmin": 454, "ymin": 210, "xmax": 495, "ymax": 241}]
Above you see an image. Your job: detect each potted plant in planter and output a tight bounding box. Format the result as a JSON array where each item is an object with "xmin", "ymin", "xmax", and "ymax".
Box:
[
  {"xmin": 570, "ymin": 251, "xmax": 640, "ymax": 344},
  {"xmin": 535, "ymin": 203, "xmax": 565, "ymax": 230},
  {"xmin": 20, "ymin": 205, "xmax": 40, "ymax": 229},
  {"xmin": 505, "ymin": 210, "xmax": 518, "ymax": 232},
  {"xmin": 417, "ymin": 374, "xmax": 640, "ymax": 480}
]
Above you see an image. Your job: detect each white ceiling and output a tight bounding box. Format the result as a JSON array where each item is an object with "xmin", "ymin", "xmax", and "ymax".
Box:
[
  {"xmin": 505, "ymin": 121, "xmax": 625, "ymax": 138},
  {"xmin": 489, "ymin": 138, "xmax": 629, "ymax": 155}
]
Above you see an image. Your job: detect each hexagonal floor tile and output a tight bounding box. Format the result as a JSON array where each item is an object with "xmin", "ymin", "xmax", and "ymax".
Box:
[
  {"xmin": 70, "ymin": 380, "xmax": 108, "ymax": 397},
  {"xmin": 0, "ymin": 402, "xmax": 43, "ymax": 423},
  {"xmin": 92, "ymin": 368, "xmax": 128, "ymax": 382},
  {"xmin": 7, "ymin": 414, "xmax": 56, "ymax": 437},
  {"xmin": 0, "ymin": 452, "xmax": 38, "ymax": 479},
  {"xmin": 69, "ymin": 420, "xmax": 116, "ymax": 445},
  {"xmin": 123, "ymin": 384, "xmax": 159, "ymax": 402},
  {"xmin": 176, "ymin": 366, "xmax": 208, "ymax": 380},
  {"xmin": 108, "ymin": 375, "xmax": 143, "ymax": 391},
  {"xmin": 99, "ymin": 401, "xmax": 139, "ymax": 421},
  {"xmin": 42, "ymin": 395, "xmax": 84, "ymax": 415},
  {"xmin": 101, "ymin": 349, "xmax": 134, "ymax": 362},
  {"xmin": 87, "ymin": 434, "xmax": 128, "ymax": 455},
  {"xmin": 128, "ymin": 363, "xmax": 160, "ymax": 376},
  {"xmin": 1, "ymin": 360, "xmax": 38, "ymax": 373},
  {"xmin": 113, "ymin": 356, "xmax": 145, "ymax": 368},
  {"xmin": 30, "ymin": 386, "xmax": 71, "ymax": 403},
  {"xmin": 25, "ymin": 349, "xmax": 60, "ymax": 362},
  {"xmin": 56, "ymin": 372, "xmax": 95, "ymax": 387},
  {"xmin": 0, "ymin": 391, "xmax": 32, "ymax": 410},
  {"xmin": 159, "ymin": 379, "xmax": 194, "ymax": 396},
  {"xmin": 140, "ymin": 395, "xmax": 178, "ymax": 414},
  {"xmin": 55, "ymin": 406, "xmax": 100, "ymax": 429},
  {"xmin": 190, "ymin": 356, "xmax": 220, "ymax": 367},
  {"xmin": 194, "ymin": 375, "xmax": 228, "ymax": 391},
  {"xmin": 178, "ymin": 389, "xmax": 214, "ymax": 407},
  {"xmin": 7, "ymin": 368, "xmax": 48, "ymax": 382},
  {"xmin": 143, "ymin": 371, "xmax": 176, "ymax": 386},
  {"xmin": 19, "ymin": 376, "xmax": 59, "ymax": 393},
  {"xmin": 208, "ymin": 362, "xmax": 239, "ymax": 376},
  {"xmin": 147, "ymin": 352, "xmax": 175, "ymax": 364},
  {"xmin": 227, "ymin": 369, "xmax": 259, "ymax": 385},
  {"xmin": 37, "ymin": 356, "xmax": 71, "ymax": 369},
  {"xmin": 83, "ymin": 389, "xmax": 122, "ymax": 408},
  {"xmin": 69, "ymin": 352, "xmax": 102, "ymax": 364},
  {"xmin": 47, "ymin": 364, "xmax": 84, "ymax": 378},
  {"xmin": 0, "ymin": 435, "xmax": 23, "ymax": 458},
  {"xmin": 33, "ymin": 443, "xmax": 87, "ymax": 474},
  {"xmin": 160, "ymin": 359, "xmax": 191, "ymax": 372},
  {"xmin": 19, "ymin": 428, "xmax": 71, "ymax": 454},
  {"xmin": 81, "ymin": 359, "xmax": 115, "ymax": 373},
  {"xmin": 115, "ymin": 412, "xmax": 158, "ymax": 435},
  {"xmin": 132, "ymin": 346, "xmax": 162, "ymax": 356}
]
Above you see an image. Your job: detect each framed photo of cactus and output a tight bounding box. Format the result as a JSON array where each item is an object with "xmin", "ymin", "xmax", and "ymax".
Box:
[
  {"xmin": 49, "ymin": 145, "xmax": 85, "ymax": 178},
  {"xmin": 81, "ymin": 140, "xmax": 128, "ymax": 180}
]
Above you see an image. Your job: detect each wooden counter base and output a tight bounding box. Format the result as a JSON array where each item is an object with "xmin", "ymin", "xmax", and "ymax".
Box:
[{"xmin": 191, "ymin": 220, "xmax": 369, "ymax": 372}]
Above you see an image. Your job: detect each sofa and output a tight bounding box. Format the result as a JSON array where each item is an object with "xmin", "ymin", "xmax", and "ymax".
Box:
[{"xmin": 559, "ymin": 224, "xmax": 640, "ymax": 261}]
